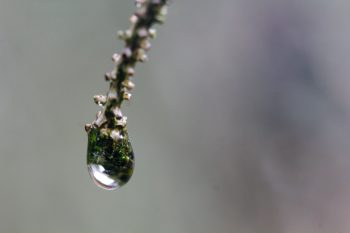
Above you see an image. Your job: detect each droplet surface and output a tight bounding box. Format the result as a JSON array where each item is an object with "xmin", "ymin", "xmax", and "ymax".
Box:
[{"xmin": 87, "ymin": 128, "xmax": 134, "ymax": 190}]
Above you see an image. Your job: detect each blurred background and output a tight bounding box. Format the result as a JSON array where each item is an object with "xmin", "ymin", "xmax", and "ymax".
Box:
[{"xmin": 0, "ymin": 0, "xmax": 350, "ymax": 232}]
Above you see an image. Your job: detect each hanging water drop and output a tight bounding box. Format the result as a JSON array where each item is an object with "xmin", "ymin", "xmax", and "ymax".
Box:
[{"xmin": 87, "ymin": 128, "xmax": 135, "ymax": 190}]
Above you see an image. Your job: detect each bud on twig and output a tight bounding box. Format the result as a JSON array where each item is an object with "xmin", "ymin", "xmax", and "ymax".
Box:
[{"xmin": 94, "ymin": 95, "xmax": 107, "ymax": 106}]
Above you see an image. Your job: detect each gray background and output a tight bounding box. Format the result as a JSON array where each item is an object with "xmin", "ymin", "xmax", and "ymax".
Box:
[{"xmin": 1, "ymin": 0, "xmax": 350, "ymax": 232}]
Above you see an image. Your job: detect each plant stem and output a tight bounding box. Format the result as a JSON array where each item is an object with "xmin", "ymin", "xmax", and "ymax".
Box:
[{"xmin": 86, "ymin": 0, "xmax": 169, "ymax": 137}]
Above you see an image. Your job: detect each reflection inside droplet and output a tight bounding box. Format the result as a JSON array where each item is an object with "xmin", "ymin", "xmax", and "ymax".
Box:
[
  {"xmin": 87, "ymin": 128, "xmax": 135, "ymax": 190},
  {"xmin": 88, "ymin": 164, "xmax": 119, "ymax": 190}
]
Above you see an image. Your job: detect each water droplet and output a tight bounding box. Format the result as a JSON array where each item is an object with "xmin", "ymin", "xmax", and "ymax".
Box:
[{"xmin": 87, "ymin": 128, "xmax": 134, "ymax": 190}]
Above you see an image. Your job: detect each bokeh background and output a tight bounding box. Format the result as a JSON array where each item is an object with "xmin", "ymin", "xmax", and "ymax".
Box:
[{"xmin": 0, "ymin": 0, "xmax": 350, "ymax": 232}]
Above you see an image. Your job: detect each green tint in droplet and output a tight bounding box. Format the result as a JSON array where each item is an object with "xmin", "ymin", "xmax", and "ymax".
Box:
[{"xmin": 87, "ymin": 128, "xmax": 134, "ymax": 190}]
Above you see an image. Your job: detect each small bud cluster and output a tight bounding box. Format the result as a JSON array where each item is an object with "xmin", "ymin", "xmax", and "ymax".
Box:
[{"xmin": 86, "ymin": 0, "xmax": 169, "ymax": 141}]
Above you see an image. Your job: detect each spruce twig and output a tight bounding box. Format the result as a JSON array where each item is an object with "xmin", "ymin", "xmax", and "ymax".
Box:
[{"xmin": 85, "ymin": 0, "xmax": 169, "ymax": 138}]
